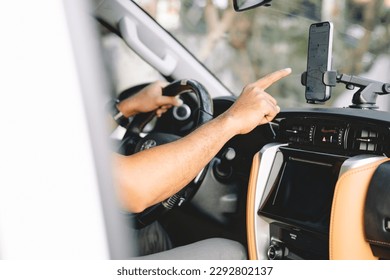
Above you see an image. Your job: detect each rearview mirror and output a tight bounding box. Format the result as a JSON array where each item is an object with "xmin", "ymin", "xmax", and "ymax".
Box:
[{"xmin": 233, "ymin": 0, "xmax": 273, "ymax": 11}]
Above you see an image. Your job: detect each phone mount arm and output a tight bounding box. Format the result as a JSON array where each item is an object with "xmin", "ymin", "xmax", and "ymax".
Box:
[
  {"xmin": 301, "ymin": 71, "xmax": 390, "ymax": 109},
  {"xmin": 337, "ymin": 74, "xmax": 390, "ymax": 109}
]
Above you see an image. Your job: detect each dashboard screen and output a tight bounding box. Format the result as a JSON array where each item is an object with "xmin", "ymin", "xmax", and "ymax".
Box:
[{"xmin": 259, "ymin": 149, "xmax": 345, "ymax": 234}]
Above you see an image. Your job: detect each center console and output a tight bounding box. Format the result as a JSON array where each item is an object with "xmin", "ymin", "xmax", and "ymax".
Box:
[
  {"xmin": 258, "ymin": 147, "xmax": 346, "ymax": 259},
  {"xmin": 248, "ymin": 113, "xmax": 389, "ymax": 260}
]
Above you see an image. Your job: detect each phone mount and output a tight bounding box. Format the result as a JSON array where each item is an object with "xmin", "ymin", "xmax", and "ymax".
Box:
[{"xmin": 301, "ymin": 71, "xmax": 390, "ymax": 109}]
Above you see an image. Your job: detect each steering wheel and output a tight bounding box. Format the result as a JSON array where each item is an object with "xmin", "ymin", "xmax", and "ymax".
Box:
[{"xmin": 118, "ymin": 79, "xmax": 213, "ymax": 228}]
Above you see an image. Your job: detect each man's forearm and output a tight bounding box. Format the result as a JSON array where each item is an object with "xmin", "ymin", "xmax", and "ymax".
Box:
[{"xmin": 114, "ymin": 113, "xmax": 238, "ymax": 213}]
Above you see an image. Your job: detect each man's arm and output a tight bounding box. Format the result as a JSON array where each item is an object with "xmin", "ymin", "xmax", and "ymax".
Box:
[{"xmin": 114, "ymin": 68, "xmax": 291, "ymax": 213}]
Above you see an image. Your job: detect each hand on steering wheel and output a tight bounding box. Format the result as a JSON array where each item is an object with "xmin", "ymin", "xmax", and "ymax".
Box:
[{"xmin": 118, "ymin": 79, "xmax": 213, "ymax": 228}]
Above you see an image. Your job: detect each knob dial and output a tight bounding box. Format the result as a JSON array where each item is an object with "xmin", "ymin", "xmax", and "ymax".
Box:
[{"xmin": 267, "ymin": 244, "xmax": 284, "ymax": 260}]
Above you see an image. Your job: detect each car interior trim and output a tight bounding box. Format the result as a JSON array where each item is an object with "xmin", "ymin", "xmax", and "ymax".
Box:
[
  {"xmin": 247, "ymin": 143, "xmax": 287, "ymax": 260},
  {"xmin": 247, "ymin": 151, "xmax": 260, "ymax": 260}
]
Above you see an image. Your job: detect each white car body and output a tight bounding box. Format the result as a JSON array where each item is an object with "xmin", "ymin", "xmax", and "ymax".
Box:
[{"xmin": 0, "ymin": 0, "xmax": 133, "ymax": 259}]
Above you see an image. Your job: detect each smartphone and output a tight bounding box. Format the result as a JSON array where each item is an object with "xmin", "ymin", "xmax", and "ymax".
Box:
[{"xmin": 305, "ymin": 21, "xmax": 334, "ymax": 103}]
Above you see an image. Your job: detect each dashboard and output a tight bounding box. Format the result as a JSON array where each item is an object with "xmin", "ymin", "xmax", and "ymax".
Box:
[
  {"xmin": 246, "ymin": 107, "xmax": 390, "ymax": 260},
  {"xmin": 137, "ymin": 96, "xmax": 390, "ymax": 260}
]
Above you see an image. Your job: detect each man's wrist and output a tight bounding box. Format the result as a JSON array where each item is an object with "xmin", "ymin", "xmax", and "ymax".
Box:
[
  {"xmin": 215, "ymin": 112, "xmax": 241, "ymax": 138},
  {"xmin": 117, "ymin": 96, "xmax": 139, "ymax": 118}
]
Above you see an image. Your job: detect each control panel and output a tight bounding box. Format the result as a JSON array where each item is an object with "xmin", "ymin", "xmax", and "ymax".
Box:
[
  {"xmin": 267, "ymin": 223, "xmax": 329, "ymax": 260},
  {"xmin": 277, "ymin": 117, "xmax": 389, "ymax": 156}
]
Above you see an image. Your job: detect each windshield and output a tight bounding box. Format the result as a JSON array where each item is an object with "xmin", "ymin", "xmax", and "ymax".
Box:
[{"xmin": 134, "ymin": 0, "xmax": 390, "ymax": 110}]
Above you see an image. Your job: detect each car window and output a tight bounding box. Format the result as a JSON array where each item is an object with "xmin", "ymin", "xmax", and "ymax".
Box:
[
  {"xmin": 99, "ymin": 26, "xmax": 163, "ymax": 96},
  {"xmin": 134, "ymin": 0, "xmax": 390, "ymax": 110}
]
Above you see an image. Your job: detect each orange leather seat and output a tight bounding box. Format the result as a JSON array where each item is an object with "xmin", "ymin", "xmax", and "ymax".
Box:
[{"xmin": 329, "ymin": 158, "xmax": 389, "ymax": 260}]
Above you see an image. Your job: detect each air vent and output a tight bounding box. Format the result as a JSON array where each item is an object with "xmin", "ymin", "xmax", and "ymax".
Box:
[
  {"xmin": 352, "ymin": 127, "xmax": 380, "ymax": 152},
  {"xmin": 280, "ymin": 123, "xmax": 314, "ymax": 145}
]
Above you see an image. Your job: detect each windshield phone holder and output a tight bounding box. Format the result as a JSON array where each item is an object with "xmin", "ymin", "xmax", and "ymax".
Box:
[{"xmin": 301, "ymin": 71, "xmax": 390, "ymax": 109}]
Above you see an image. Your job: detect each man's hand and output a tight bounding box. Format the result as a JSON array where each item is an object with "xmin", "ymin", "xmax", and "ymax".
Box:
[
  {"xmin": 223, "ymin": 68, "xmax": 292, "ymax": 135},
  {"xmin": 117, "ymin": 81, "xmax": 183, "ymax": 117}
]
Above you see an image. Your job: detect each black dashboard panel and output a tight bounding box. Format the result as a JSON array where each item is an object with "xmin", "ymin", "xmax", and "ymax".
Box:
[{"xmin": 275, "ymin": 108, "xmax": 390, "ymax": 157}]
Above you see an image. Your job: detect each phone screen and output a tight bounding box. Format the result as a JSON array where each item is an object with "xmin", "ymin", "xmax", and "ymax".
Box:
[{"xmin": 305, "ymin": 22, "xmax": 333, "ymax": 103}]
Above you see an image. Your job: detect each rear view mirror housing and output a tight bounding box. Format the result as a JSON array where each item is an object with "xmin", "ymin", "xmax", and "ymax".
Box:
[{"xmin": 232, "ymin": 0, "xmax": 273, "ymax": 12}]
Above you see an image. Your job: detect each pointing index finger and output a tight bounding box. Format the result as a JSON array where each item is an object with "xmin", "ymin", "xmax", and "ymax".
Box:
[{"xmin": 254, "ymin": 68, "xmax": 292, "ymax": 90}]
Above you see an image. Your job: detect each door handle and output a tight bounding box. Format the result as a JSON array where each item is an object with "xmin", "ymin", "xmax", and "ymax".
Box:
[{"xmin": 118, "ymin": 17, "xmax": 177, "ymax": 76}]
